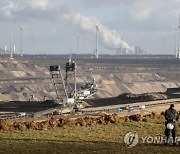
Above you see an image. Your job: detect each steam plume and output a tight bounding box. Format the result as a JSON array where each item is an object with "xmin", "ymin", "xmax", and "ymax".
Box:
[{"xmin": 62, "ymin": 13, "xmax": 131, "ymax": 50}]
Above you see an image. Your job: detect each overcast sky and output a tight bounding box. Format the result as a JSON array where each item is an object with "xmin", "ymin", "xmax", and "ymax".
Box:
[{"xmin": 0, "ymin": 0, "xmax": 179, "ymax": 55}]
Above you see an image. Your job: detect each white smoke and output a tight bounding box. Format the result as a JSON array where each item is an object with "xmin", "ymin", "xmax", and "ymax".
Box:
[
  {"xmin": 27, "ymin": 0, "xmax": 50, "ymax": 10},
  {"xmin": 62, "ymin": 13, "xmax": 131, "ymax": 50},
  {"xmin": 0, "ymin": 1, "xmax": 133, "ymax": 53}
]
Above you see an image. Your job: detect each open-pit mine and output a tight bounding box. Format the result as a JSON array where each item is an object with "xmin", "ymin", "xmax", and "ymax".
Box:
[{"xmin": 0, "ymin": 55, "xmax": 179, "ymax": 121}]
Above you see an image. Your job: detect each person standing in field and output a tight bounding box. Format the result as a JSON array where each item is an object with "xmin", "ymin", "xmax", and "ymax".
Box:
[{"xmin": 164, "ymin": 104, "xmax": 179, "ymax": 145}]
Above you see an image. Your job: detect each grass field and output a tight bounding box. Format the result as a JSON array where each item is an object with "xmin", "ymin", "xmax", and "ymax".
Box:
[{"xmin": 0, "ymin": 118, "xmax": 179, "ymax": 154}]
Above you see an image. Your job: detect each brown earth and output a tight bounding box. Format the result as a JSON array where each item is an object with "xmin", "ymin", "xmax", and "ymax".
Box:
[
  {"xmin": 0, "ymin": 112, "xmax": 170, "ymax": 131},
  {"xmin": 0, "ymin": 58, "xmax": 179, "ymax": 102}
]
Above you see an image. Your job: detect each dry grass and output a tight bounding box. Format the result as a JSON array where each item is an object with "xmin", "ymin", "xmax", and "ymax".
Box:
[{"xmin": 0, "ymin": 118, "xmax": 179, "ymax": 154}]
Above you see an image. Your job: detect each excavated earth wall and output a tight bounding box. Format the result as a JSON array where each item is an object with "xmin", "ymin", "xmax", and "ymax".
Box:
[{"xmin": 0, "ymin": 57, "xmax": 179, "ymax": 102}]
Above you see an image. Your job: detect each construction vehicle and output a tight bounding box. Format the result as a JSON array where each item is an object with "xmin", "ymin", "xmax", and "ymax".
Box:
[{"xmin": 49, "ymin": 58, "xmax": 97, "ymax": 109}]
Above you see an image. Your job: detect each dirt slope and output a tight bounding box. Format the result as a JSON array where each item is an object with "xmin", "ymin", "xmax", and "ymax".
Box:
[{"xmin": 0, "ymin": 58, "xmax": 179, "ymax": 101}]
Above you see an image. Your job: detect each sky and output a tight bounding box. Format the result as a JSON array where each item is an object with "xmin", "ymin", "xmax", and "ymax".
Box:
[{"xmin": 0, "ymin": 0, "xmax": 179, "ymax": 55}]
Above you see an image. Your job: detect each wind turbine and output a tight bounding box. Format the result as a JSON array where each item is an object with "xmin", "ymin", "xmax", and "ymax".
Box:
[
  {"xmin": 178, "ymin": 13, "xmax": 180, "ymax": 58},
  {"xmin": 120, "ymin": 37, "xmax": 122, "ymax": 55},
  {"xmin": 74, "ymin": 34, "xmax": 79, "ymax": 54},
  {"xmin": 33, "ymin": 34, "xmax": 35, "ymax": 57},
  {"xmin": 4, "ymin": 45, "xmax": 7, "ymax": 54},
  {"xmin": 76, "ymin": 35, "xmax": 79, "ymax": 54},
  {"xmin": 95, "ymin": 25, "xmax": 99, "ymax": 59},
  {"xmin": 162, "ymin": 39, "xmax": 165, "ymax": 55},
  {"xmin": 10, "ymin": 32, "xmax": 13, "ymax": 59},
  {"xmin": 13, "ymin": 45, "xmax": 16, "ymax": 54},
  {"xmin": 84, "ymin": 37, "xmax": 86, "ymax": 55},
  {"xmin": 69, "ymin": 48, "xmax": 72, "ymax": 60},
  {"xmin": 172, "ymin": 28, "xmax": 178, "ymax": 57},
  {"xmin": 20, "ymin": 27, "xmax": 23, "ymax": 57},
  {"xmin": 169, "ymin": 27, "xmax": 178, "ymax": 57},
  {"xmin": 13, "ymin": 21, "xmax": 23, "ymax": 57}
]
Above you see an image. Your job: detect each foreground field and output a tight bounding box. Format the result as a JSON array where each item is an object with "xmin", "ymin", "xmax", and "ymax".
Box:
[{"xmin": 0, "ymin": 117, "xmax": 179, "ymax": 154}]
